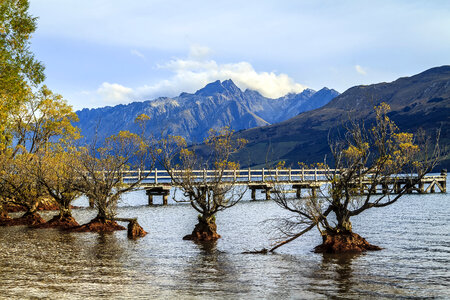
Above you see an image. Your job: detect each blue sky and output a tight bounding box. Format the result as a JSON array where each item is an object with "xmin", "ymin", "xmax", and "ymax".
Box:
[{"xmin": 29, "ymin": 0, "xmax": 450, "ymax": 110}]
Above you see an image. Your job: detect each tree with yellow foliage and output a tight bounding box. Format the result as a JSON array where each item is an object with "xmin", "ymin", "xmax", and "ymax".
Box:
[
  {"xmin": 0, "ymin": 87, "xmax": 79, "ymax": 225},
  {"xmin": 0, "ymin": 1, "xmax": 80, "ymax": 225},
  {"xmin": 33, "ymin": 143, "xmax": 82, "ymax": 228},
  {"xmin": 1, "ymin": 0, "xmax": 45, "ymax": 152},
  {"xmin": 0, "ymin": 151, "xmax": 47, "ymax": 225},
  {"xmin": 10, "ymin": 86, "xmax": 79, "ymax": 155},
  {"xmin": 74, "ymin": 115, "xmax": 153, "ymax": 232},
  {"xmin": 269, "ymin": 103, "xmax": 440, "ymax": 253},
  {"xmin": 158, "ymin": 127, "xmax": 247, "ymax": 241}
]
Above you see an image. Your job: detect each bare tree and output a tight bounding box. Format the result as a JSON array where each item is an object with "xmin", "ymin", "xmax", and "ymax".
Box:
[
  {"xmin": 269, "ymin": 103, "xmax": 440, "ymax": 253},
  {"xmin": 158, "ymin": 127, "xmax": 247, "ymax": 241}
]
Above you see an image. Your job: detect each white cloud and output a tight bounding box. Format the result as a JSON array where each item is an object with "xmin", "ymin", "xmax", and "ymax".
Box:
[
  {"xmin": 188, "ymin": 45, "xmax": 213, "ymax": 61},
  {"xmin": 97, "ymin": 82, "xmax": 134, "ymax": 104},
  {"xmin": 145, "ymin": 47, "xmax": 307, "ymax": 99},
  {"xmin": 355, "ymin": 65, "xmax": 367, "ymax": 75},
  {"xmin": 88, "ymin": 46, "xmax": 308, "ymax": 107},
  {"xmin": 130, "ymin": 49, "xmax": 146, "ymax": 60},
  {"xmin": 31, "ymin": 1, "xmax": 450, "ymax": 105}
]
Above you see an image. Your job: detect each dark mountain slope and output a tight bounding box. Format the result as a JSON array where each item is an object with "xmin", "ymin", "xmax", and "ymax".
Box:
[{"xmin": 234, "ymin": 66, "xmax": 450, "ymax": 169}]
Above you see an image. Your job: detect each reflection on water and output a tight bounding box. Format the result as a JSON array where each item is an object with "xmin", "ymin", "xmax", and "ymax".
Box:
[
  {"xmin": 195, "ymin": 240, "xmax": 218, "ymax": 254},
  {"xmin": 0, "ymin": 187, "xmax": 449, "ymax": 299},
  {"xmin": 318, "ymin": 253, "xmax": 361, "ymax": 297},
  {"xmin": 181, "ymin": 241, "xmax": 240, "ymax": 298},
  {"xmin": 91, "ymin": 233, "xmax": 125, "ymax": 260}
]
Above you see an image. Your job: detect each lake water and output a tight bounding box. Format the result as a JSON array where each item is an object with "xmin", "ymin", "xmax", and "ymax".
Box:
[{"xmin": 0, "ymin": 180, "xmax": 449, "ymax": 299}]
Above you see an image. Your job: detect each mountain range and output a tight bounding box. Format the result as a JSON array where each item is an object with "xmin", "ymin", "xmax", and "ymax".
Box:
[
  {"xmin": 232, "ymin": 66, "xmax": 450, "ymax": 169},
  {"xmin": 76, "ymin": 80, "xmax": 339, "ymax": 144},
  {"xmin": 75, "ymin": 66, "xmax": 450, "ymax": 169}
]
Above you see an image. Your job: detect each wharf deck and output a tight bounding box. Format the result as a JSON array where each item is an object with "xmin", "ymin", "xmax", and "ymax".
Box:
[{"xmin": 115, "ymin": 168, "xmax": 447, "ymax": 205}]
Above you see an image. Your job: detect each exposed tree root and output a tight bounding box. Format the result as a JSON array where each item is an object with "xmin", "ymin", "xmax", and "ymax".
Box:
[
  {"xmin": 314, "ymin": 232, "xmax": 382, "ymax": 253},
  {"xmin": 32, "ymin": 214, "xmax": 80, "ymax": 229},
  {"xmin": 0, "ymin": 211, "xmax": 46, "ymax": 226},
  {"xmin": 67, "ymin": 216, "xmax": 125, "ymax": 233},
  {"xmin": 183, "ymin": 218, "xmax": 221, "ymax": 241},
  {"xmin": 245, "ymin": 224, "xmax": 381, "ymax": 254}
]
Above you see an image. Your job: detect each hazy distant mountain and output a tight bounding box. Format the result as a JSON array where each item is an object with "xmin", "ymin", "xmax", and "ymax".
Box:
[
  {"xmin": 233, "ymin": 66, "xmax": 450, "ymax": 169},
  {"xmin": 76, "ymin": 79, "xmax": 338, "ymax": 143}
]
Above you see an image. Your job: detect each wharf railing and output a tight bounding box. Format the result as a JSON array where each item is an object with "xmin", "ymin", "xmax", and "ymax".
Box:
[
  {"xmin": 118, "ymin": 168, "xmax": 339, "ymax": 185},
  {"xmin": 85, "ymin": 168, "xmax": 447, "ymax": 205}
]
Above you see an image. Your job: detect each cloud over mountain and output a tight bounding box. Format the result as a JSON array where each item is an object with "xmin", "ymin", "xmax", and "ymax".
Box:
[
  {"xmin": 97, "ymin": 82, "xmax": 133, "ymax": 104},
  {"xmin": 89, "ymin": 46, "xmax": 308, "ymax": 107},
  {"xmin": 76, "ymin": 78, "xmax": 338, "ymax": 146}
]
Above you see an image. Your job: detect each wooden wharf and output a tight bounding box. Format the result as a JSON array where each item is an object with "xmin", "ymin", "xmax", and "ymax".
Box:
[{"xmin": 117, "ymin": 168, "xmax": 447, "ymax": 205}]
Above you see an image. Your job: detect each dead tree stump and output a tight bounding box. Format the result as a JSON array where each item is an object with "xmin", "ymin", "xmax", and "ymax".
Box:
[{"xmin": 114, "ymin": 218, "xmax": 147, "ymax": 239}]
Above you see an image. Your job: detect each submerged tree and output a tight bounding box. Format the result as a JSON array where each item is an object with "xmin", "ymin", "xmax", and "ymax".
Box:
[
  {"xmin": 158, "ymin": 127, "xmax": 247, "ymax": 241},
  {"xmin": 34, "ymin": 143, "xmax": 82, "ymax": 228},
  {"xmin": 0, "ymin": 87, "xmax": 79, "ymax": 224},
  {"xmin": 0, "ymin": 1, "xmax": 81, "ymax": 224},
  {"xmin": 0, "ymin": 151, "xmax": 47, "ymax": 225},
  {"xmin": 269, "ymin": 103, "xmax": 440, "ymax": 253},
  {"xmin": 75, "ymin": 115, "xmax": 153, "ymax": 232}
]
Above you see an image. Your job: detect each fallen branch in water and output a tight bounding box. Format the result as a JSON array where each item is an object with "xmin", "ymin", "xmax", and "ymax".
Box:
[
  {"xmin": 268, "ymin": 223, "xmax": 316, "ymax": 253},
  {"xmin": 243, "ymin": 223, "xmax": 316, "ymax": 254},
  {"xmin": 242, "ymin": 248, "xmax": 268, "ymax": 254}
]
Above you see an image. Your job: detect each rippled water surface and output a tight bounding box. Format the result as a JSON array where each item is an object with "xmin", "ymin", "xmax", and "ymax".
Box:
[{"xmin": 0, "ymin": 181, "xmax": 449, "ymax": 299}]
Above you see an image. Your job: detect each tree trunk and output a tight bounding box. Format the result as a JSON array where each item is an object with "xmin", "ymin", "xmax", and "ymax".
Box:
[
  {"xmin": 0, "ymin": 203, "xmax": 11, "ymax": 225},
  {"xmin": 328, "ymin": 205, "xmax": 352, "ymax": 233},
  {"xmin": 59, "ymin": 205, "xmax": 72, "ymax": 219},
  {"xmin": 183, "ymin": 214, "xmax": 221, "ymax": 241},
  {"xmin": 336, "ymin": 214, "xmax": 352, "ymax": 233},
  {"xmin": 15, "ymin": 211, "xmax": 46, "ymax": 226},
  {"xmin": 93, "ymin": 214, "xmax": 109, "ymax": 224},
  {"xmin": 96, "ymin": 204, "xmax": 107, "ymax": 221},
  {"xmin": 28, "ymin": 201, "xmax": 39, "ymax": 214}
]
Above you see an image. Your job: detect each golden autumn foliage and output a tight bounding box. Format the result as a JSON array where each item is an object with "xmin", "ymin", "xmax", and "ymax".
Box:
[
  {"xmin": 269, "ymin": 102, "xmax": 439, "ymax": 253},
  {"xmin": 158, "ymin": 127, "xmax": 247, "ymax": 240},
  {"xmin": 76, "ymin": 116, "xmax": 153, "ymax": 221},
  {"xmin": 0, "ymin": 151, "xmax": 46, "ymax": 212},
  {"xmin": 1, "ymin": 0, "xmax": 45, "ymax": 151},
  {"xmin": 35, "ymin": 144, "xmax": 82, "ymax": 217}
]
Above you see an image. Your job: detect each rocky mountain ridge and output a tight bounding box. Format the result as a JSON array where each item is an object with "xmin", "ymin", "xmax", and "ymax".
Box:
[{"xmin": 76, "ymin": 79, "xmax": 339, "ymax": 143}]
